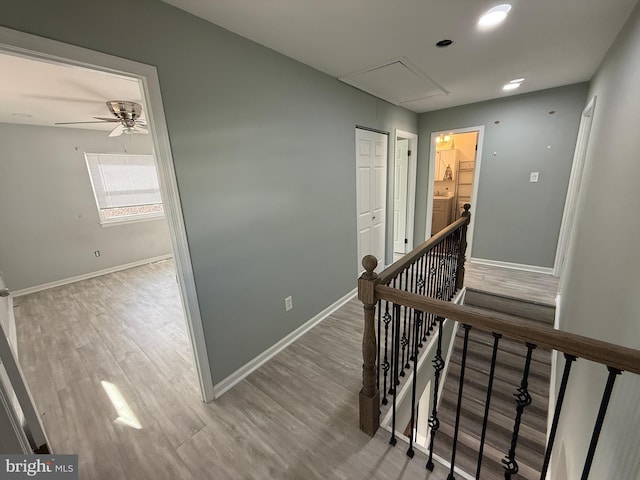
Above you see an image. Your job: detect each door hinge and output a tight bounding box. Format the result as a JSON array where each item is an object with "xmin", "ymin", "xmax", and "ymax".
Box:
[
  {"xmin": 475, "ymin": 144, "xmax": 478, "ymax": 151},
  {"xmin": 404, "ymin": 238, "xmax": 409, "ymax": 244},
  {"xmin": 408, "ymin": 150, "xmax": 412, "ymax": 156}
]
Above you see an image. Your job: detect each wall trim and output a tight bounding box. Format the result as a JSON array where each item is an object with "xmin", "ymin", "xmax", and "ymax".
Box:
[
  {"xmin": 13, "ymin": 254, "xmax": 173, "ymax": 297},
  {"xmin": 470, "ymin": 257, "xmax": 554, "ymax": 275},
  {"xmin": 212, "ymin": 287, "xmax": 358, "ymax": 399}
]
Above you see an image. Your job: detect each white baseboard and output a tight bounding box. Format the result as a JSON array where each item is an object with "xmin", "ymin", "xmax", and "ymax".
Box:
[
  {"xmin": 470, "ymin": 257, "xmax": 554, "ymax": 275},
  {"xmin": 12, "ymin": 254, "xmax": 173, "ymax": 297},
  {"xmin": 212, "ymin": 287, "xmax": 358, "ymax": 399}
]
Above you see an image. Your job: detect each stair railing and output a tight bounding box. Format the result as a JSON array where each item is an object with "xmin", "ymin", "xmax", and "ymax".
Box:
[
  {"xmin": 358, "ymin": 204, "xmax": 471, "ymax": 436},
  {"xmin": 358, "ymin": 207, "xmax": 640, "ymax": 479}
]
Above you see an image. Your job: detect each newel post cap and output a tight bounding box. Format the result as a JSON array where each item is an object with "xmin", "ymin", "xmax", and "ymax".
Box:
[{"xmin": 361, "ymin": 255, "xmax": 378, "ymax": 279}]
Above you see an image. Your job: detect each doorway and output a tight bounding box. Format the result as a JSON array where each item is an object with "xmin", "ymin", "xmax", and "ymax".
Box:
[
  {"xmin": 392, "ymin": 129, "xmax": 418, "ymax": 263},
  {"xmin": 355, "ymin": 127, "xmax": 388, "ymax": 273},
  {"xmin": 426, "ymin": 126, "xmax": 484, "ymax": 256},
  {"xmin": 0, "ymin": 27, "xmax": 213, "ymax": 403}
]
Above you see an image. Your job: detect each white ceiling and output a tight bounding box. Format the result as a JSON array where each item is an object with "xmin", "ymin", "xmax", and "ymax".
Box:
[
  {"xmin": 0, "ymin": 0, "xmax": 636, "ymax": 128},
  {"xmin": 162, "ymin": 0, "xmax": 638, "ymax": 112},
  {"xmin": 0, "ymin": 53, "xmax": 143, "ymax": 131}
]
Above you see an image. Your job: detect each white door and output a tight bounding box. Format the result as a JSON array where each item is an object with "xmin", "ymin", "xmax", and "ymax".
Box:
[
  {"xmin": 393, "ymin": 139, "xmax": 409, "ymax": 255},
  {"xmin": 356, "ymin": 128, "xmax": 388, "ymax": 273}
]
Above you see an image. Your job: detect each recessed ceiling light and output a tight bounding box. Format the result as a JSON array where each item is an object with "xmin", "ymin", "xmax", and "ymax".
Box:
[
  {"xmin": 503, "ymin": 82, "xmax": 520, "ymax": 91},
  {"xmin": 510, "ymin": 78, "xmax": 525, "ymax": 83},
  {"xmin": 478, "ymin": 4, "xmax": 512, "ymax": 29},
  {"xmin": 436, "ymin": 39, "xmax": 454, "ymax": 48}
]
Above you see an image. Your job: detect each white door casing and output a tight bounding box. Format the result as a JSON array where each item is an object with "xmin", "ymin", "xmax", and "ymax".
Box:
[
  {"xmin": 394, "ymin": 138, "xmax": 409, "ymax": 254},
  {"xmin": 553, "ymin": 96, "xmax": 597, "ymax": 279},
  {"xmin": 356, "ymin": 128, "xmax": 388, "ymax": 273},
  {"xmin": 0, "ymin": 26, "xmax": 215, "ymax": 402}
]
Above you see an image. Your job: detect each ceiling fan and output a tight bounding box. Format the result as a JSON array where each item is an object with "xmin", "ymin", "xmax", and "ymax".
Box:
[{"xmin": 55, "ymin": 100, "xmax": 149, "ymax": 137}]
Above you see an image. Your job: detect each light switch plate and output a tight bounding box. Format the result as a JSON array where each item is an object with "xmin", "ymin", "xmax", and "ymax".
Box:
[{"xmin": 530, "ymin": 172, "xmax": 539, "ymax": 182}]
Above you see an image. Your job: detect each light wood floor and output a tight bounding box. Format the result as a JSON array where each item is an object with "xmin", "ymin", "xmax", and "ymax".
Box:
[{"xmin": 14, "ymin": 259, "xmax": 450, "ymax": 480}]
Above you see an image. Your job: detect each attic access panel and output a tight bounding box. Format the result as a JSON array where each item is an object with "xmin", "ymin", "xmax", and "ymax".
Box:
[{"xmin": 339, "ymin": 58, "xmax": 447, "ymax": 107}]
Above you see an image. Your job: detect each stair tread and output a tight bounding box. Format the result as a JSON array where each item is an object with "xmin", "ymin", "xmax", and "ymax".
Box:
[
  {"xmin": 431, "ymin": 300, "xmax": 552, "ymax": 480},
  {"xmin": 434, "ymin": 423, "xmax": 542, "ymax": 480}
]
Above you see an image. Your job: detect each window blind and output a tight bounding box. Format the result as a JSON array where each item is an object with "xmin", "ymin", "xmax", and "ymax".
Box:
[{"xmin": 85, "ymin": 153, "xmax": 161, "ymax": 209}]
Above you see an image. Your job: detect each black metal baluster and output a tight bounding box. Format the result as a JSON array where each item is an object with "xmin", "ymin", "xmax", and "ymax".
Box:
[
  {"xmin": 417, "ymin": 254, "xmax": 428, "ymax": 342},
  {"xmin": 405, "ymin": 264, "xmax": 414, "ymax": 370},
  {"xmin": 391, "ymin": 278, "xmax": 400, "ymax": 390},
  {"xmin": 503, "ymin": 343, "xmax": 536, "ymax": 479},
  {"xmin": 580, "ymin": 367, "xmax": 621, "ymax": 480},
  {"xmin": 407, "ymin": 311, "xmax": 423, "ymax": 458},
  {"xmin": 381, "ymin": 301, "xmax": 391, "ymax": 405},
  {"xmin": 447, "ymin": 324, "xmax": 472, "ymax": 480},
  {"xmin": 438, "ymin": 240, "xmax": 447, "ymax": 302},
  {"xmin": 426, "ymin": 316, "xmax": 445, "ymax": 472},
  {"xmin": 443, "ymin": 236, "xmax": 452, "ymax": 300},
  {"xmin": 452, "ymin": 229, "xmax": 461, "ymax": 291},
  {"xmin": 448, "ymin": 234, "xmax": 457, "ymax": 299},
  {"xmin": 390, "ymin": 303, "xmax": 402, "ymax": 446},
  {"xmin": 404, "ymin": 260, "xmax": 418, "ymax": 369},
  {"xmin": 399, "ymin": 269, "xmax": 408, "ymax": 377},
  {"xmin": 540, "ymin": 353, "xmax": 577, "ymax": 480},
  {"xmin": 476, "ymin": 333, "xmax": 502, "ymax": 480},
  {"xmin": 424, "ymin": 250, "xmax": 435, "ymax": 342}
]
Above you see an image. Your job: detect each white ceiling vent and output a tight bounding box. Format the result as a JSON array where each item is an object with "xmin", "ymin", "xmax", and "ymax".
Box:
[{"xmin": 339, "ymin": 57, "xmax": 448, "ymax": 107}]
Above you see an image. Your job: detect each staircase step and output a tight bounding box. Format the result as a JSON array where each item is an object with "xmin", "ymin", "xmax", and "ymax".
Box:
[
  {"xmin": 464, "ymin": 329, "xmax": 552, "ymax": 367},
  {"xmin": 430, "ymin": 299, "xmax": 551, "ymax": 480},
  {"xmin": 448, "ymin": 334, "xmax": 551, "ymax": 400},
  {"xmin": 434, "ymin": 423, "xmax": 542, "ymax": 480},
  {"xmin": 437, "ymin": 394, "xmax": 546, "ymax": 468},
  {"xmin": 445, "ymin": 357, "xmax": 549, "ymax": 431},
  {"xmin": 464, "ymin": 289, "xmax": 556, "ymax": 325}
]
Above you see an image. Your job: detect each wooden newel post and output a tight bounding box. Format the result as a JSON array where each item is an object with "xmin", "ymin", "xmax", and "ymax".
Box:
[
  {"xmin": 456, "ymin": 204, "xmax": 471, "ymax": 291},
  {"xmin": 358, "ymin": 255, "xmax": 380, "ymax": 436}
]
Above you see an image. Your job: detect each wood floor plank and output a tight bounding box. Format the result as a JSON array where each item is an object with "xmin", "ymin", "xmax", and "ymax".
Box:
[{"xmin": 14, "ymin": 260, "xmax": 453, "ymax": 479}]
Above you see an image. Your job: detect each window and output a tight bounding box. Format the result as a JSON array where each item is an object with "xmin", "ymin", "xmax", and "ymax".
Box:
[{"xmin": 85, "ymin": 153, "xmax": 164, "ymax": 225}]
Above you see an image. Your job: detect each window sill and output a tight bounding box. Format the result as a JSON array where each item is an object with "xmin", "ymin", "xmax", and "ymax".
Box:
[{"xmin": 99, "ymin": 214, "xmax": 166, "ymax": 227}]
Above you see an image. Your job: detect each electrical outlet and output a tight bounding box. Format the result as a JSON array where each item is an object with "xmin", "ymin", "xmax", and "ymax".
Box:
[
  {"xmin": 530, "ymin": 171, "xmax": 539, "ymax": 183},
  {"xmin": 94, "ymin": 250, "xmax": 101, "ymax": 257},
  {"xmin": 284, "ymin": 296, "xmax": 293, "ymax": 312}
]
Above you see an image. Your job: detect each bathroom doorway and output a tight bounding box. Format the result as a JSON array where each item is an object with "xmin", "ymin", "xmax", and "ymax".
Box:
[{"xmin": 426, "ymin": 126, "xmax": 484, "ymax": 256}]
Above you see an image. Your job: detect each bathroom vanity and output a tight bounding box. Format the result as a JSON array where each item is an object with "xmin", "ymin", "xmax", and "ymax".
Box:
[{"xmin": 431, "ymin": 195, "xmax": 454, "ymax": 235}]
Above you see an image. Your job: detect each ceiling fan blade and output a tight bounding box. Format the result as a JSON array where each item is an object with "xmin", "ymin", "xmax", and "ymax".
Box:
[
  {"xmin": 93, "ymin": 117, "xmax": 120, "ymax": 122},
  {"xmin": 55, "ymin": 120, "xmax": 112, "ymax": 125},
  {"xmin": 134, "ymin": 126, "xmax": 149, "ymax": 134},
  {"xmin": 109, "ymin": 124, "xmax": 125, "ymax": 137}
]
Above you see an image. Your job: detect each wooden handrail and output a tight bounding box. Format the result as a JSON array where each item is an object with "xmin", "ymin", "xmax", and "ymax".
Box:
[
  {"xmin": 378, "ymin": 212, "xmax": 470, "ymax": 285},
  {"xmin": 376, "ymin": 285, "xmax": 640, "ymax": 375}
]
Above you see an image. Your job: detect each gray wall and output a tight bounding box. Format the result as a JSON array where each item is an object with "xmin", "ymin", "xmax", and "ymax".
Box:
[
  {"xmin": 417, "ymin": 84, "xmax": 588, "ymax": 268},
  {"xmin": 553, "ymin": 4, "xmax": 640, "ymax": 479},
  {"xmin": 0, "ymin": 124, "xmax": 172, "ymax": 291},
  {"xmin": 0, "ymin": 0, "xmax": 417, "ymax": 384}
]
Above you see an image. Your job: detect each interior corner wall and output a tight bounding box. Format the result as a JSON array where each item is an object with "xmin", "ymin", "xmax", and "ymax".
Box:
[
  {"xmin": 0, "ymin": 0, "xmax": 418, "ymax": 384},
  {"xmin": 416, "ymin": 83, "xmax": 588, "ymax": 268},
  {"xmin": 0, "ymin": 124, "xmax": 172, "ymax": 291},
  {"xmin": 553, "ymin": 4, "xmax": 640, "ymax": 479}
]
